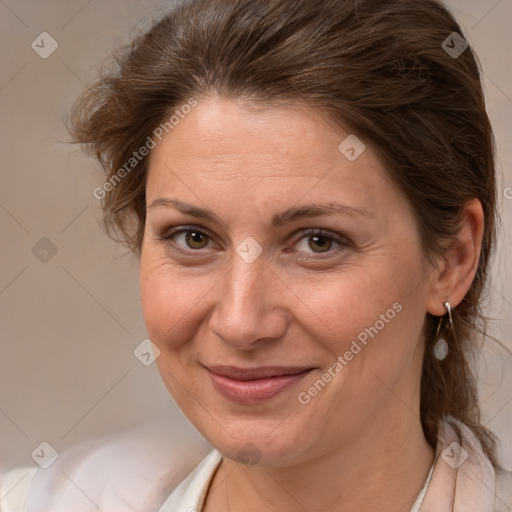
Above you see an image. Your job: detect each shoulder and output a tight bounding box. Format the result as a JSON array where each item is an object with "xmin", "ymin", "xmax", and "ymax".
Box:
[
  {"xmin": 0, "ymin": 467, "xmax": 39, "ymax": 512},
  {"xmin": 0, "ymin": 421, "xmax": 211, "ymax": 512},
  {"xmin": 494, "ymin": 466, "xmax": 512, "ymax": 512},
  {"xmin": 158, "ymin": 449, "xmax": 222, "ymax": 511}
]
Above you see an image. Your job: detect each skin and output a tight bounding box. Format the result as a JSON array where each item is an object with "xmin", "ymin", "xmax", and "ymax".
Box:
[{"xmin": 139, "ymin": 96, "xmax": 484, "ymax": 512}]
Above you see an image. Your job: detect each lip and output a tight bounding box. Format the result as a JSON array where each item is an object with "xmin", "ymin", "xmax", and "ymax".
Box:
[{"xmin": 205, "ymin": 365, "xmax": 314, "ymax": 404}]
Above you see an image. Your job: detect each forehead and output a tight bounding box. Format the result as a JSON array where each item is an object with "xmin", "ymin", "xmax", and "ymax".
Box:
[
  {"xmin": 149, "ymin": 96, "xmax": 387, "ymax": 176},
  {"xmin": 145, "ymin": 96, "xmax": 403, "ymax": 222}
]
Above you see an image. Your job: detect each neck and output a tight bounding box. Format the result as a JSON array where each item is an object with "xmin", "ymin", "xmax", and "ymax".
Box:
[{"xmin": 203, "ymin": 413, "xmax": 435, "ymax": 512}]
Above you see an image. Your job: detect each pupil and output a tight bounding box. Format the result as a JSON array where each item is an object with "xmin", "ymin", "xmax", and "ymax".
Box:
[
  {"xmin": 310, "ymin": 235, "xmax": 331, "ymax": 253},
  {"xmin": 187, "ymin": 231, "xmax": 207, "ymax": 248}
]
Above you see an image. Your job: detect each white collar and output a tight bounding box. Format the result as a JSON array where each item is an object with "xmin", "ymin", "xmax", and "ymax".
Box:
[{"xmin": 158, "ymin": 448, "xmax": 435, "ymax": 511}]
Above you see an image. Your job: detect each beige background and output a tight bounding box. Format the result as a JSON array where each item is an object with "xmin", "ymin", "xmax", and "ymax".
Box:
[{"xmin": 0, "ymin": 0, "xmax": 511, "ymax": 473}]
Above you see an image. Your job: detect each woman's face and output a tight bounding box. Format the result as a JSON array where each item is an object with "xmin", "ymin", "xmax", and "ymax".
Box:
[{"xmin": 140, "ymin": 97, "xmax": 437, "ymax": 467}]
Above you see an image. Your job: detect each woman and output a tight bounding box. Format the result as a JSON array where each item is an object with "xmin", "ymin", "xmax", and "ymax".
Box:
[{"xmin": 2, "ymin": 0, "xmax": 511, "ymax": 510}]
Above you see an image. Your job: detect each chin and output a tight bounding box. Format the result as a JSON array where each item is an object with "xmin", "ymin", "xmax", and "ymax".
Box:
[{"xmin": 199, "ymin": 417, "xmax": 318, "ymax": 468}]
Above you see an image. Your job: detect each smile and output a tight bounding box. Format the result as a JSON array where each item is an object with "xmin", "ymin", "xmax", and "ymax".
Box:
[{"xmin": 205, "ymin": 365, "xmax": 314, "ymax": 404}]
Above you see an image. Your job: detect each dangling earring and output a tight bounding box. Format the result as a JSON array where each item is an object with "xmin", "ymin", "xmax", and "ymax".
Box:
[{"xmin": 433, "ymin": 301, "xmax": 453, "ymax": 361}]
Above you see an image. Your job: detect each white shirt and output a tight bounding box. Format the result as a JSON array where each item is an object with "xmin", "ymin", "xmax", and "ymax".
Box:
[
  {"xmin": 158, "ymin": 449, "xmax": 435, "ymax": 511},
  {"xmin": 2, "ymin": 426, "xmax": 510, "ymax": 511}
]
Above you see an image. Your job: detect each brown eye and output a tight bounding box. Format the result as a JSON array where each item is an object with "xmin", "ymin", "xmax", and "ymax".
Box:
[
  {"xmin": 308, "ymin": 234, "xmax": 333, "ymax": 253},
  {"xmin": 184, "ymin": 230, "xmax": 210, "ymax": 249},
  {"xmin": 292, "ymin": 229, "xmax": 347, "ymax": 256},
  {"xmin": 162, "ymin": 227, "xmax": 214, "ymax": 251}
]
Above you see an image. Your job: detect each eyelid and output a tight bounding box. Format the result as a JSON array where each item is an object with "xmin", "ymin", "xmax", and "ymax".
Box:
[
  {"xmin": 161, "ymin": 224, "xmax": 214, "ymax": 238},
  {"xmin": 287, "ymin": 228, "xmax": 349, "ymax": 256},
  {"xmin": 291, "ymin": 227, "xmax": 347, "ymax": 243},
  {"xmin": 159, "ymin": 225, "xmax": 218, "ymax": 252},
  {"xmin": 159, "ymin": 225, "xmax": 350, "ymax": 256}
]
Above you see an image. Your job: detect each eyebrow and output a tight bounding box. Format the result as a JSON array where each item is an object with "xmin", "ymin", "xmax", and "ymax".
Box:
[{"xmin": 147, "ymin": 198, "xmax": 375, "ymax": 228}]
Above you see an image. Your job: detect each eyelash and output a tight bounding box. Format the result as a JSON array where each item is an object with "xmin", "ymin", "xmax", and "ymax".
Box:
[{"xmin": 158, "ymin": 225, "xmax": 350, "ymax": 258}]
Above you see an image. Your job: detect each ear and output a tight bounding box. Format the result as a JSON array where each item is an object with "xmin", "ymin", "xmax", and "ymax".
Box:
[{"xmin": 426, "ymin": 198, "xmax": 484, "ymax": 316}]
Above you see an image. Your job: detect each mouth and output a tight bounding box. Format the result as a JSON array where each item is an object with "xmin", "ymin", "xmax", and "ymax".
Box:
[{"xmin": 204, "ymin": 365, "xmax": 315, "ymax": 404}]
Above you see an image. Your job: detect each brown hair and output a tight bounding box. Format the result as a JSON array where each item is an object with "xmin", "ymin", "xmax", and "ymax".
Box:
[{"xmin": 68, "ymin": 0, "xmax": 501, "ymax": 466}]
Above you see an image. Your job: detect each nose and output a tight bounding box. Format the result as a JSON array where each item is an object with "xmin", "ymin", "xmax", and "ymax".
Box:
[{"xmin": 208, "ymin": 254, "xmax": 288, "ymax": 351}]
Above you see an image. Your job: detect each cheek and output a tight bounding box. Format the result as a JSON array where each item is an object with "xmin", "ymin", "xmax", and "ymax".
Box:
[
  {"xmin": 300, "ymin": 254, "xmax": 426, "ymax": 366},
  {"xmin": 298, "ymin": 265, "xmax": 402, "ymax": 339},
  {"xmin": 139, "ymin": 253, "xmax": 207, "ymax": 349}
]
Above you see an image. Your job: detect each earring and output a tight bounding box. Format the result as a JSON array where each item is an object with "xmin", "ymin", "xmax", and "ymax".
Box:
[{"xmin": 433, "ymin": 301, "xmax": 453, "ymax": 361}]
